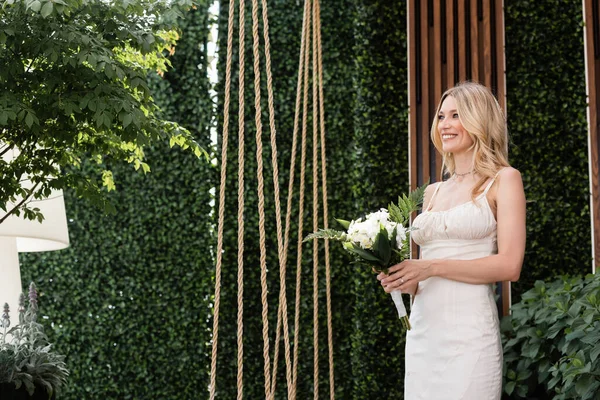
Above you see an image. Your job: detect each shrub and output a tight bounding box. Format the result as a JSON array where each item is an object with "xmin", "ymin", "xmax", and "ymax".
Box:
[
  {"xmin": 0, "ymin": 283, "xmax": 68, "ymax": 398},
  {"xmin": 502, "ymin": 273, "xmax": 600, "ymax": 399}
]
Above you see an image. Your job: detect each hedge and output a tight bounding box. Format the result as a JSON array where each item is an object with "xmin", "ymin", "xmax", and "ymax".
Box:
[
  {"xmin": 502, "ymin": 273, "xmax": 600, "ymax": 399},
  {"xmin": 505, "ymin": 0, "xmax": 592, "ymax": 299}
]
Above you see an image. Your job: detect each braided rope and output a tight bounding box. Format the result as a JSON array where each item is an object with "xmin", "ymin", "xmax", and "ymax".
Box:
[
  {"xmin": 236, "ymin": 0, "xmax": 247, "ymax": 397},
  {"xmin": 293, "ymin": 0, "xmax": 312, "ymax": 397},
  {"xmin": 250, "ymin": 0, "xmax": 273, "ymax": 398},
  {"xmin": 260, "ymin": 0, "xmax": 294, "ymax": 395},
  {"xmin": 314, "ymin": 1, "xmax": 335, "ymax": 397},
  {"xmin": 208, "ymin": 0, "xmax": 235, "ymax": 398},
  {"xmin": 311, "ymin": 0, "xmax": 320, "ymax": 396}
]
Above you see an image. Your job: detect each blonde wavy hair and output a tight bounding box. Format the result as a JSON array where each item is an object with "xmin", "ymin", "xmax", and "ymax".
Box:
[{"xmin": 431, "ymin": 81, "xmax": 509, "ymax": 197}]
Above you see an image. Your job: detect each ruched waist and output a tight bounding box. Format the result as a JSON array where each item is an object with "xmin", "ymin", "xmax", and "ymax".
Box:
[{"xmin": 420, "ymin": 237, "xmax": 497, "ymax": 260}]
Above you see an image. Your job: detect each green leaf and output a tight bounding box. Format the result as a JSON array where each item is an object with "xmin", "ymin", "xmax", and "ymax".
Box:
[
  {"xmin": 40, "ymin": 1, "xmax": 53, "ymax": 17},
  {"xmin": 123, "ymin": 113, "xmax": 133, "ymax": 128},
  {"xmin": 565, "ymin": 330, "xmax": 586, "ymax": 342},
  {"xmin": 547, "ymin": 322, "xmax": 565, "ymax": 339},
  {"xmin": 580, "ymin": 330, "xmax": 600, "ymax": 345},
  {"xmin": 373, "ymin": 226, "xmax": 391, "ymax": 265},
  {"xmin": 516, "ymin": 369, "xmax": 532, "ymax": 381},
  {"xmin": 590, "ymin": 343, "xmax": 600, "ymax": 363},
  {"xmin": 505, "ymin": 381, "xmax": 516, "ymax": 395},
  {"xmin": 29, "ymin": 0, "xmax": 42, "ymax": 12},
  {"xmin": 345, "ymin": 244, "xmax": 383, "ymax": 264},
  {"xmin": 335, "ymin": 218, "xmax": 351, "ymax": 229},
  {"xmin": 408, "ymin": 181, "xmax": 429, "ymax": 209},
  {"xmin": 25, "ymin": 112, "xmax": 34, "ymax": 128},
  {"xmin": 303, "ymin": 229, "xmax": 346, "ymax": 242},
  {"xmin": 575, "ymin": 374, "xmax": 596, "ymax": 398},
  {"xmin": 507, "ymin": 369, "xmax": 516, "ymax": 380},
  {"xmin": 521, "ymin": 343, "xmax": 540, "ymax": 359},
  {"xmin": 101, "ymin": 170, "xmax": 115, "ymax": 191}
]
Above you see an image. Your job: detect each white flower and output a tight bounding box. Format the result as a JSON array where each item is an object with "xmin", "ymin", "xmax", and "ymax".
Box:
[
  {"xmin": 365, "ymin": 208, "xmax": 398, "ymax": 240},
  {"xmin": 347, "ymin": 217, "xmax": 380, "ymax": 249},
  {"xmin": 395, "ymin": 224, "xmax": 407, "ymax": 249}
]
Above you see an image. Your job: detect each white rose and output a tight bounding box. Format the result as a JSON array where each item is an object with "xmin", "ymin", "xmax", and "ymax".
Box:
[
  {"xmin": 366, "ymin": 209, "xmax": 389, "ymax": 224},
  {"xmin": 348, "ymin": 218, "xmax": 380, "ymax": 249}
]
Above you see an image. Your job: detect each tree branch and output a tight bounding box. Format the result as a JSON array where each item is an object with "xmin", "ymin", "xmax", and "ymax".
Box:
[
  {"xmin": 0, "ymin": 182, "xmax": 42, "ymax": 225},
  {"xmin": 0, "ymin": 143, "xmax": 14, "ymax": 158}
]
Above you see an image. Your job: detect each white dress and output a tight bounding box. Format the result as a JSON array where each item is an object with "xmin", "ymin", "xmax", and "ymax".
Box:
[{"xmin": 405, "ymin": 176, "xmax": 503, "ymax": 400}]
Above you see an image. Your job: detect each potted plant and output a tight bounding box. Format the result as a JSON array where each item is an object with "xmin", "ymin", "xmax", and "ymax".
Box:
[{"xmin": 0, "ymin": 283, "xmax": 68, "ymax": 399}]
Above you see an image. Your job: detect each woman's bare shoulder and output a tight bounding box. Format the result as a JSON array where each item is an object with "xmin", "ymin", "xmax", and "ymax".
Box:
[
  {"xmin": 422, "ymin": 182, "xmax": 442, "ymax": 210},
  {"xmin": 494, "ymin": 167, "xmax": 525, "ymax": 204},
  {"xmin": 497, "ymin": 166, "xmax": 523, "ymax": 186}
]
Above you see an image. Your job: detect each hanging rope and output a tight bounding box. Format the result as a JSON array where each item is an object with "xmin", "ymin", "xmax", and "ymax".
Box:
[
  {"xmin": 209, "ymin": 0, "xmax": 334, "ymax": 398},
  {"xmin": 311, "ymin": 0, "xmax": 320, "ymax": 395},
  {"xmin": 271, "ymin": 1, "xmax": 311, "ymax": 399},
  {"xmin": 236, "ymin": 0, "xmax": 247, "ymax": 397},
  {"xmin": 314, "ymin": 1, "xmax": 335, "ymax": 397},
  {"xmin": 249, "ymin": 0, "xmax": 283, "ymax": 398},
  {"xmin": 263, "ymin": 0, "xmax": 295, "ymax": 393},
  {"xmin": 292, "ymin": 0, "xmax": 312, "ymax": 396},
  {"xmin": 208, "ymin": 0, "xmax": 235, "ymax": 397}
]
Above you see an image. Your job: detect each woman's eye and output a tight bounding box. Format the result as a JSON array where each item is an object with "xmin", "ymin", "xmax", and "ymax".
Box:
[
  {"xmin": 438, "ymin": 115, "xmax": 444, "ymax": 120},
  {"xmin": 453, "ymin": 113, "xmax": 459, "ymax": 118}
]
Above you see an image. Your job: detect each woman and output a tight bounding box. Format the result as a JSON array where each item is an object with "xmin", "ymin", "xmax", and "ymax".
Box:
[{"xmin": 378, "ymin": 82, "xmax": 526, "ymax": 399}]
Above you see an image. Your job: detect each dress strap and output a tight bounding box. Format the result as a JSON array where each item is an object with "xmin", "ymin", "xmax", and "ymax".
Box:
[
  {"xmin": 482, "ymin": 168, "xmax": 505, "ymax": 195},
  {"xmin": 426, "ymin": 182, "xmax": 443, "ymax": 211}
]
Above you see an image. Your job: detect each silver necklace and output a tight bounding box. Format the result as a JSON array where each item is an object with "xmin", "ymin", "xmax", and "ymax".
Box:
[{"xmin": 453, "ymin": 170, "xmax": 473, "ymax": 178}]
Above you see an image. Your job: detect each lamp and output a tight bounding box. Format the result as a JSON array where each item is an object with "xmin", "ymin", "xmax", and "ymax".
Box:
[{"xmin": 0, "ymin": 146, "xmax": 69, "ymax": 325}]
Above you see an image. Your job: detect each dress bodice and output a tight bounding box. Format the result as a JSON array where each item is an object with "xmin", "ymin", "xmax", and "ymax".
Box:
[
  {"xmin": 411, "ymin": 178, "xmax": 499, "ymax": 261},
  {"xmin": 412, "ymin": 194, "xmax": 496, "ymax": 243}
]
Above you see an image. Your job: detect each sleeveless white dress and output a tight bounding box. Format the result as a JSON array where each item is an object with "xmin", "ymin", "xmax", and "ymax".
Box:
[{"xmin": 405, "ymin": 175, "xmax": 503, "ymax": 400}]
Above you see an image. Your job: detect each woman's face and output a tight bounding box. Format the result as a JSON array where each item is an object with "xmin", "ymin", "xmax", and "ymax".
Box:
[{"xmin": 437, "ymin": 96, "xmax": 474, "ymax": 154}]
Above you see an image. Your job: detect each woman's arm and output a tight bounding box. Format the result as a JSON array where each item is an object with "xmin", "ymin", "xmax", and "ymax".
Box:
[{"xmin": 380, "ymin": 168, "xmax": 526, "ymax": 292}]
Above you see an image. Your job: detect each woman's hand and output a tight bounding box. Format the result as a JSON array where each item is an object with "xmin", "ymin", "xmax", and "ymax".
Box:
[{"xmin": 377, "ymin": 259, "xmax": 435, "ymax": 294}]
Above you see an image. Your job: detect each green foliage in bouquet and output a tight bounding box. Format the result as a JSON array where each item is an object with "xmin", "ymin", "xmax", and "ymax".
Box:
[
  {"xmin": 0, "ymin": 283, "xmax": 68, "ymax": 398},
  {"xmin": 501, "ymin": 273, "xmax": 600, "ymax": 399},
  {"xmin": 305, "ymin": 184, "xmax": 426, "ymax": 273}
]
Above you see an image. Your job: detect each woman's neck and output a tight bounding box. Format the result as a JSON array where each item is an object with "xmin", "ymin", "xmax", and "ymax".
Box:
[{"xmin": 453, "ymin": 150, "xmax": 475, "ymax": 175}]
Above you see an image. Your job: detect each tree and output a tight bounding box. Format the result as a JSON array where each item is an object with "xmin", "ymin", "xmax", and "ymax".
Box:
[{"xmin": 0, "ymin": 0, "xmax": 207, "ymax": 223}]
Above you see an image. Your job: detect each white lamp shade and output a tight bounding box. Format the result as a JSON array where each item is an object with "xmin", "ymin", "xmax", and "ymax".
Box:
[
  {"xmin": 0, "ymin": 189, "xmax": 70, "ymax": 253},
  {"xmin": 0, "ymin": 145, "xmax": 69, "ymax": 253}
]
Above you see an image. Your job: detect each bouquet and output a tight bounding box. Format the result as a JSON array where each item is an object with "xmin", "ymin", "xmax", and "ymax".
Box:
[{"xmin": 304, "ymin": 185, "xmax": 426, "ymax": 330}]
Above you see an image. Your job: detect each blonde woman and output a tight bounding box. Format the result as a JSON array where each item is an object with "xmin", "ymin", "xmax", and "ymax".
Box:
[{"xmin": 378, "ymin": 82, "xmax": 526, "ymax": 399}]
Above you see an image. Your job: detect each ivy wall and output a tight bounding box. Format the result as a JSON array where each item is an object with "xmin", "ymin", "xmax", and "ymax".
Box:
[{"xmin": 505, "ymin": 0, "xmax": 591, "ymax": 298}]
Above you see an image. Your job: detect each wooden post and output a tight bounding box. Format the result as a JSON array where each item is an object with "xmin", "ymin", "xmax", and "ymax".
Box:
[
  {"xmin": 583, "ymin": 0, "xmax": 600, "ymax": 274},
  {"xmin": 408, "ymin": 0, "xmax": 511, "ymax": 315}
]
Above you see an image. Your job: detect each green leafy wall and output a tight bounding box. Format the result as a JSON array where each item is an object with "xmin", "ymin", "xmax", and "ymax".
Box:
[
  {"xmin": 349, "ymin": 0, "xmax": 409, "ymax": 398},
  {"xmin": 19, "ymin": 5, "xmax": 214, "ymax": 399},
  {"xmin": 504, "ymin": 0, "xmax": 592, "ymax": 299}
]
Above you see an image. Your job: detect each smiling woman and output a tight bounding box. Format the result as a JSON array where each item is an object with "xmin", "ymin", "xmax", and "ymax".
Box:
[{"xmin": 379, "ymin": 82, "xmax": 526, "ymax": 400}]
